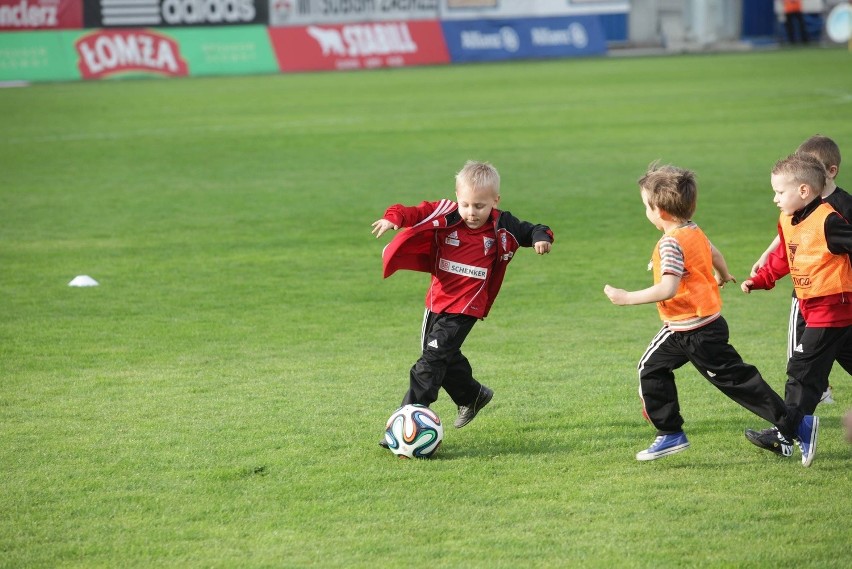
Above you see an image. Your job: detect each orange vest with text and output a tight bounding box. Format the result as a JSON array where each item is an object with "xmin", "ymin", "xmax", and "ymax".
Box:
[
  {"xmin": 651, "ymin": 224, "xmax": 722, "ymax": 324},
  {"xmin": 779, "ymin": 203, "xmax": 852, "ymax": 299}
]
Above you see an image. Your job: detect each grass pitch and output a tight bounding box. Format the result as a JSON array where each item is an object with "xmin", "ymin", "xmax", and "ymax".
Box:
[{"xmin": 2, "ymin": 48, "xmax": 852, "ymax": 567}]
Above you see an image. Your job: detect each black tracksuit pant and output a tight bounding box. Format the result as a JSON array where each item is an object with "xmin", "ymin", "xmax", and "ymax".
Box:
[
  {"xmin": 402, "ymin": 310, "xmax": 482, "ymax": 408},
  {"xmin": 638, "ymin": 316, "xmax": 792, "ymax": 437},
  {"xmin": 785, "ymin": 322, "xmax": 852, "ymax": 425},
  {"xmin": 787, "ymin": 296, "xmax": 852, "ymax": 416}
]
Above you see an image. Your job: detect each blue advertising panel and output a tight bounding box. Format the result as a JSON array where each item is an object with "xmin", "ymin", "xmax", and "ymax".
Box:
[{"xmin": 441, "ymin": 15, "xmax": 606, "ymax": 62}]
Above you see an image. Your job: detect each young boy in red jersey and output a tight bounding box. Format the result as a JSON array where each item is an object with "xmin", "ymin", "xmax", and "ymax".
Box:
[
  {"xmin": 604, "ymin": 163, "xmax": 817, "ymax": 464},
  {"xmin": 371, "ymin": 161, "xmax": 553, "ymax": 447},
  {"xmin": 742, "ymin": 153, "xmax": 852, "ymax": 465},
  {"xmin": 751, "ymin": 135, "xmax": 850, "ymax": 405}
]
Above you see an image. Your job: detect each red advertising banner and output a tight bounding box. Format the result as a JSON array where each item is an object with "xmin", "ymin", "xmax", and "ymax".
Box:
[
  {"xmin": 268, "ymin": 20, "xmax": 449, "ymax": 72},
  {"xmin": 74, "ymin": 29, "xmax": 189, "ymax": 79},
  {"xmin": 0, "ymin": 0, "xmax": 82, "ymax": 31}
]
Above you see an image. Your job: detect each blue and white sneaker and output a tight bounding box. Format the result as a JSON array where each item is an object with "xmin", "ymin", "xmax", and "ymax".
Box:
[
  {"xmin": 795, "ymin": 415, "xmax": 819, "ymax": 467},
  {"xmin": 636, "ymin": 432, "xmax": 690, "ymax": 461}
]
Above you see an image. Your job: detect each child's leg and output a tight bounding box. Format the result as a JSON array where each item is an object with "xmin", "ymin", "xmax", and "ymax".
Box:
[
  {"xmin": 442, "ymin": 351, "xmax": 483, "ymax": 407},
  {"xmin": 785, "ymin": 326, "xmax": 852, "ymax": 419},
  {"xmin": 787, "ymin": 296, "xmax": 803, "ymax": 361},
  {"xmin": 638, "ymin": 327, "xmax": 689, "ymax": 434},
  {"xmin": 788, "ymin": 295, "xmax": 834, "ymax": 403},
  {"xmin": 403, "ymin": 311, "xmax": 477, "ymax": 406},
  {"xmin": 682, "ymin": 316, "xmax": 789, "ymax": 432}
]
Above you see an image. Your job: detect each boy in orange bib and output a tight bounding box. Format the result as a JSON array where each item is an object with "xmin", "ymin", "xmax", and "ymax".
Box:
[
  {"xmin": 742, "ymin": 153, "xmax": 852, "ymax": 465},
  {"xmin": 605, "ymin": 163, "xmax": 810, "ymax": 463}
]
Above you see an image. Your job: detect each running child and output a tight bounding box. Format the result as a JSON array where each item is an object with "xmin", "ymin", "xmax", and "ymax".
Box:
[
  {"xmin": 604, "ymin": 162, "xmax": 818, "ymax": 464},
  {"xmin": 742, "ymin": 152, "xmax": 852, "ymax": 465}
]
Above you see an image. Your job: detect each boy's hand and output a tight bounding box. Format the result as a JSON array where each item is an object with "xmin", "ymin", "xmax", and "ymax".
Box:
[
  {"xmin": 371, "ymin": 218, "xmax": 398, "ymax": 238},
  {"xmin": 749, "ymin": 262, "xmax": 761, "ymax": 278},
  {"xmin": 716, "ymin": 273, "xmax": 736, "ymax": 288},
  {"xmin": 533, "ymin": 241, "xmax": 551, "ymax": 255},
  {"xmin": 603, "ymin": 284, "xmax": 628, "ymax": 305},
  {"xmin": 750, "ymin": 253, "xmax": 769, "ymax": 277},
  {"xmin": 740, "ymin": 279, "xmax": 754, "ymax": 294}
]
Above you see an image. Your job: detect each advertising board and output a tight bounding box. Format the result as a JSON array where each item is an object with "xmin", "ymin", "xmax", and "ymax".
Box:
[
  {"xmin": 0, "ymin": 0, "xmax": 82, "ymax": 31},
  {"xmin": 73, "ymin": 25, "xmax": 276, "ymax": 78},
  {"xmin": 441, "ymin": 15, "xmax": 606, "ymax": 62},
  {"xmin": 82, "ymin": 0, "xmax": 268, "ymax": 28},
  {"xmin": 0, "ymin": 29, "xmax": 77, "ymax": 80},
  {"xmin": 269, "ymin": 19, "xmax": 448, "ymax": 71},
  {"xmin": 270, "ymin": 0, "xmax": 438, "ymax": 27},
  {"xmin": 0, "ymin": 24, "xmax": 276, "ymax": 81}
]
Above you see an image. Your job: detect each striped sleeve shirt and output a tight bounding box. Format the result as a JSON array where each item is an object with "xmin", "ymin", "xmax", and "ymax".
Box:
[{"xmin": 659, "ymin": 235, "xmax": 685, "ymax": 278}]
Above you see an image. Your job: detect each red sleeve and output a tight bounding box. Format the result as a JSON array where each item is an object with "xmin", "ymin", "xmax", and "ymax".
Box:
[
  {"xmin": 750, "ymin": 225, "xmax": 790, "ymax": 290},
  {"xmin": 383, "ymin": 201, "xmax": 441, "ymax": 228}
]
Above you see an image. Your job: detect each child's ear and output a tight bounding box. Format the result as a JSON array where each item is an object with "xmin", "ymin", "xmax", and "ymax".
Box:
[
  {"xmin": 799, "ymin": 183, "xmax": 816, "ymax": 199},
  {"xmin": 828, "ymin": 165, "xmax": 839, "ymax": 179}
]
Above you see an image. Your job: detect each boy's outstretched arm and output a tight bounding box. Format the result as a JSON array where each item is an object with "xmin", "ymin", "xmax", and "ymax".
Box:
[
  {"xmin": 751, "ymin": 235, "xmax": 782, "ymax": 277},
  {"xmin": 371, "ymin": 218, "xmax": 399, "ymax": 238},
  {"xmin": 742, "ymin": 238, "xmax": 789, "ymax": 293},
  {"xmin": 604, "ymin": 274, "xmax": 680, "ymax": 306},
  {"xmin": 709, "ymin": 243, "xmax": 736, "ymax": 287}
]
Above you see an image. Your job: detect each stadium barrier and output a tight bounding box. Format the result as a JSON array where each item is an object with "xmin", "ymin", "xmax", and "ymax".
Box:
[{"xmin": 0, "ymin": 0, "xmax": 626, "ymax": 82}]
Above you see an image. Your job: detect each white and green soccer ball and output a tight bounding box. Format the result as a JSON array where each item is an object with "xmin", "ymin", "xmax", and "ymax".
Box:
[{"xmin": 383, "ymin": 404, "xmax": 443, "ymax": 459}]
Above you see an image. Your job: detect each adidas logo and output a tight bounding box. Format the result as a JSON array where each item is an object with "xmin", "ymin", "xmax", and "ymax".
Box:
[
  {"xmin": 794, "ymin": 344, "xmax": 804, "ymax": 353},
  {"xmin": 447, "ymin": 231, "xmax": 458, "ymax": 239},
  {"xmin": 427, "ymin": 339, "xmax": 438, "ymax": 349}
]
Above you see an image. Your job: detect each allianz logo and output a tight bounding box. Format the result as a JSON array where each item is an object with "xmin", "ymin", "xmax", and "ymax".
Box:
[
  {"xmin": 460, "ymin": 23, "xmax": 589, "ymax": 51},
  {"xmin": 460, "ymin": 27, "xmax": 520, "ymax": 52},
  {"xmin": 531, "ymin": 23, "xmax": 588, "ymax": 48}
]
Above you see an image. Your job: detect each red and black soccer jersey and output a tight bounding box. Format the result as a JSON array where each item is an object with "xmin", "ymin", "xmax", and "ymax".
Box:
[
  {"xmin": 380, "ymin": 199, "xmax": 553, "ymax": 319},
  {"xmin": 428, "ymin": 222, "xmax": 498, "ymax": 316}
]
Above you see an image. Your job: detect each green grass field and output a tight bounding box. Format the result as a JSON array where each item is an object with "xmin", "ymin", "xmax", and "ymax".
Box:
[{"xmin": 2, "ymin": 47, "xmax": 852, "ymax": 567}]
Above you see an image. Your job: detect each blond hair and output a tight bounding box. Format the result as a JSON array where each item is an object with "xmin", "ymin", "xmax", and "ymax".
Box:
[
  {"xmin": 772, "ymin": 153, "xmax": 827, "ymax": 194},
  {"xmin": 638, "ymin": 161, "xmax": 697, "ymax": 221},
  {"xmin": 456, "ymin": 161, "xmax": 500, "ymax": 196}
]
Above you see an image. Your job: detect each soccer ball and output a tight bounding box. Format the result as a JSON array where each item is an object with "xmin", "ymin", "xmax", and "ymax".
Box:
[{"xmin": 383, "ymin": 404, "xmax": 443, "ymax": 459}]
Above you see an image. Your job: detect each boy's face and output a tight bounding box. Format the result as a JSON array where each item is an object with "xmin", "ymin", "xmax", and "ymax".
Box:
[
  {"xmin": 456, "ymin": 183, "xmax": 499, "ymax": 229},
  {"xmin": 641, "ymin": 189, "xmax": 665, "ymax": 231},
  {"xmin": 771, "ymin": 172, "xmax": 814, "ymax": 216}
]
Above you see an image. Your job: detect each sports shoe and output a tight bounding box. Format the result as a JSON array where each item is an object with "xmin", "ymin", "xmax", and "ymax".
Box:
[
  {"xmin": 795, "ymin": 415, "xmax": 819, "ymax": 467},
  {"xmin": 744, "ymin": 427, "xmax": 793, "ymax": 457},
  {"xmin": 454, "ymin": 385, "xmax": 493, "ymax": 428},
  {"xmin": 635, "ymin": 432, "xmax": 689, "ymax": 461},
  {"xmin": 820, "ymin": 385, "xmax": 835, "ymax": 405}
]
